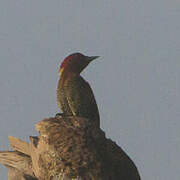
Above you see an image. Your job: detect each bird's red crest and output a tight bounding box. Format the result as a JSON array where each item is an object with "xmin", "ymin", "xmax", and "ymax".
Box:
[
  {"xmin": 59, "ymin": 53, "xmax": 99, "ymax": 76},
  {"xmin": 60, "ymin": 53, "xmax": 85, "ymax": 69},
  {"xmin": 59, "ymin": 53, "xmax": 87, "ymax": 76}
]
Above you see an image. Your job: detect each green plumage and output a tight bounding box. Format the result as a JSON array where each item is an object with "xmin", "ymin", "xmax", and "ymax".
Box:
[
  {"xmin": 57, "ymin": 53, "xmax": 100, "ymax": 127},
  {"xmin": 57, "ymin": 75, "xmax": 100, "ymax": 127}
]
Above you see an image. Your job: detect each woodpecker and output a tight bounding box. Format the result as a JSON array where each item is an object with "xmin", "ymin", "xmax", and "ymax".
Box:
[{"xmin": 57, "ymin": 53, "xmax": 100, "ymax": 127}]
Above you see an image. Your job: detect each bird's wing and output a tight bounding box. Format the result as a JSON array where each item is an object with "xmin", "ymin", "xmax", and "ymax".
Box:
[{"xmin": 65, "ymin": 76, "xmax": 100, "ymax": 124}]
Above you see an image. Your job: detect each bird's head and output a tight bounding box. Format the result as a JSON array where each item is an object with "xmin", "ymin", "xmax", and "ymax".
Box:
[{"xmin": 59, "ymin": 53, "xmax": 99, "ymax": 76}]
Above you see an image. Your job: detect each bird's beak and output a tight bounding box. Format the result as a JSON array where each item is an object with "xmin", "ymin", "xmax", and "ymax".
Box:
[{"xmin": 87, "ymin": 56, "xmax": 100, "ymax": 62}]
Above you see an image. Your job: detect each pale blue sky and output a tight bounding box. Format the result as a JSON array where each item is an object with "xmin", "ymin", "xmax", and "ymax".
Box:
[{"xmin": 0, "ymin": 1, "xmax": 180, "ymax": 179}]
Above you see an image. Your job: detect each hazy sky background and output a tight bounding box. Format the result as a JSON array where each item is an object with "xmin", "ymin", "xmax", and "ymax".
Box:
[{"xmin": 0, "ymin": 1, "xmax": 180, "ymax": 179}]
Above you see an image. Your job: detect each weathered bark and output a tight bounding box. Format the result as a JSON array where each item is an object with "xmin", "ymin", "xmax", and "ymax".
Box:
[
  {"xmin": 9, "ymin": 136, "xmax": 30, "ymax": 155},
  {"xmin": 0, "ymin": 116, "xmax": 141, "ymax": 180},
  {"xmin": 0, "ymin": 151, "xmax": 36, "ymax": 180}
]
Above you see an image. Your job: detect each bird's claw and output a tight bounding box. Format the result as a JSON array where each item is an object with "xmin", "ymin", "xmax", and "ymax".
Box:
[{"xmin": 55, "ymin": 113, "xmax": 65, "ymax": 118}]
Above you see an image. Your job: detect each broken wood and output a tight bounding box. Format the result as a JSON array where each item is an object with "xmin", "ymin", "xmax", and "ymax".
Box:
[
  {"xmin": 9, "ymin": 136, "xmax": 30, "ymax": 156},
  {"xmin": 0, "ymin": 116, "xmax": 141, "ymax": 180}
]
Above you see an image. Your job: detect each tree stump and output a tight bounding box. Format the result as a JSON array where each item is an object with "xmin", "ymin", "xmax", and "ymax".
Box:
[{"xmin": 0, "ymin": 116, "xmax": 141, "ymax": 180}]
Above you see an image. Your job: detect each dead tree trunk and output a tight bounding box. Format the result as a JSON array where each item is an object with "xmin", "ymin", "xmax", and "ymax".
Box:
[{"xmin": 0, "ymin": 116, "xmax": 141, "ymax": 180}]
